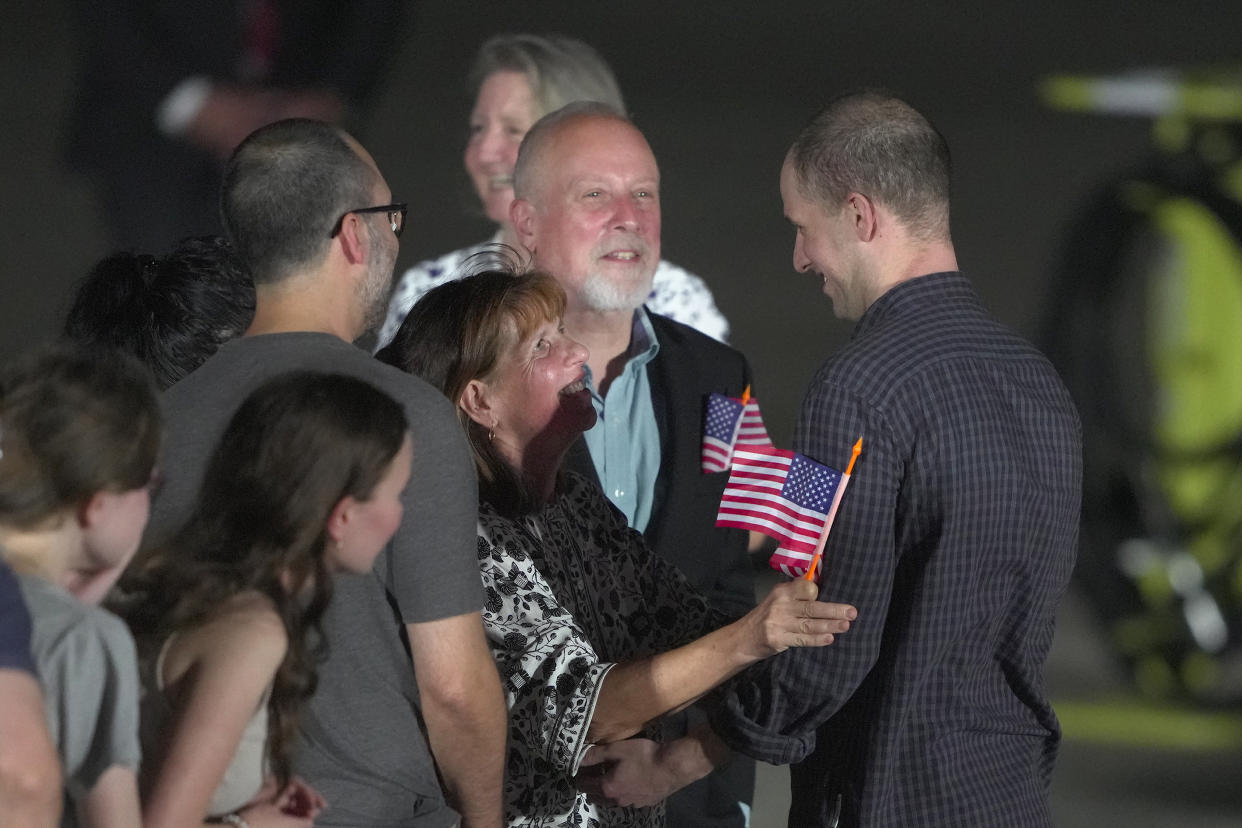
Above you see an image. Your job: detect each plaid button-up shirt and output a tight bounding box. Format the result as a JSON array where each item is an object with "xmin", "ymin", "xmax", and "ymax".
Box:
[{"xmin": 712, "ymin": 272, "xmax": 1082, "ymax": 827}]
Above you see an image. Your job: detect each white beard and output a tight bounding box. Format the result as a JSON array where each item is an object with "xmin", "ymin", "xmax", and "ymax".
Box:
[{"xmin": 580, "ymin": 267, "xmax": 654, "ymax": 313}]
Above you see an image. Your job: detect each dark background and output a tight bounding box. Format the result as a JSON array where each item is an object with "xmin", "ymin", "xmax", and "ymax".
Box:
[
  {"xmin": 4, "ymin": 2, "xmax": 1242, "ymax": 824},
  {"xmin": 12, "ymin": 1, "xmax": 1241, "ymax": 447}
]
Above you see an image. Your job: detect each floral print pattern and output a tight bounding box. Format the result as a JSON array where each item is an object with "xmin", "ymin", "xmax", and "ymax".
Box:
[{"xmin": 478, "ymin": 472, "xmax": 723, "ymax": 827}]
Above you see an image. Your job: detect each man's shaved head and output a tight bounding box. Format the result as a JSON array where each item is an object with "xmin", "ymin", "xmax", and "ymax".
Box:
[{"xmin": 512, "ymin": 100, "xmax": 627, "ymax": 204}]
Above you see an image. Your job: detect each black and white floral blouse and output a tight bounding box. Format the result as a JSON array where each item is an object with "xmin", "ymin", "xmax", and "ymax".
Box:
[{"xmin": 477, "ymin": 471, "xmax": 722, "ymax": 827}]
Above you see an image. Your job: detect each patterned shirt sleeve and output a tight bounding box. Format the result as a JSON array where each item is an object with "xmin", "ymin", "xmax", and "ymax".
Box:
[
  {"xmin": 710, "ymin": 381, "xmax": 900, "ymax": 764},
  {"xmin": 602, "ymin": 503, "xmax": 727, "ymax": 653},
  {"xmin": 565, "ymin": 471, "xmax": 726, "ymax": 650},
  {"xmin": 476, "ymin": 525, "xmax": 614, "ymax": 778},
  {"xmin": 648, "ymin": 260, "xmax": 731, "ymax": 343}
]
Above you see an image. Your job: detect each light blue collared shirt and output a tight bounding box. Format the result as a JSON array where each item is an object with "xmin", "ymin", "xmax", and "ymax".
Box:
[{"xmin": 582, "ymin": 308, "xmax": 661, "ymax": 532}]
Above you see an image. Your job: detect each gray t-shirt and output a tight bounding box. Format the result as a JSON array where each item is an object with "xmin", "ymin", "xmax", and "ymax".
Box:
[
  {"xmin": 18, "ymin": 574, "xmax": 140, "ymax": 828},
  {"xmin": 147, "ymin": 332, "xmax": 482, "ymax": 827}
]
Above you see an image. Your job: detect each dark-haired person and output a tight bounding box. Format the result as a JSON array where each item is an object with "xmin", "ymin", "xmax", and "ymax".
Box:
[
  {"xmin": 143, "ymin": 119, "xmax": 505, "ymax": 828},
  {"xmin": 125, "ymin": 372, "xmax": 410, "ymax": 827},
  {"xmin": 0, "ymin": 558, "xmax": 62, "ymax": 827},
  {"xmin": 707, "ymin": 92, "xmax": 1083, "ymax": 827},
  {"xmin": 379, "ymin": 268, "xmax": 857, "ymax": 827},
  {"xmin": 0, "ymin": 344, "xmax": 162, "ymax": 827},
  {"xmin": 64, "ymin": 236, "xmax": 255, "ymax": 389},
  {"xmin": 377, "ymin": 33, "xmax": 728, "ymax": 351}
]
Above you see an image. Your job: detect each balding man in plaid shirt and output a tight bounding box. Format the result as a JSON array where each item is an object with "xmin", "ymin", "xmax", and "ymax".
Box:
[{"xmin": 709, "ymin": 92, "xmax": 1082, "ymax": 827}]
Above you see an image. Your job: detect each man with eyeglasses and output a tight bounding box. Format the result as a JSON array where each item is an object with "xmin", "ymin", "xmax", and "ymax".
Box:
[{"xmin": 142, "ymin": 118, "xmax": 506, "ymax": 828}]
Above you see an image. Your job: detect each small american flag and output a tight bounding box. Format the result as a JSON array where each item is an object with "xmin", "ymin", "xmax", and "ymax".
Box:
[
  {"xmin": 715, "ymin": 445, "xmax": 850, "ymax": 579},
  {"xmin": 701, "ymin": 392, "xmax": 772, "ymax": 473}
]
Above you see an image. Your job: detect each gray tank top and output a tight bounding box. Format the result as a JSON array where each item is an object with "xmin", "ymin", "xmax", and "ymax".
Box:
[{"xmin": 139, "ymin": 631, "xmax": 270, "ymax": 816}]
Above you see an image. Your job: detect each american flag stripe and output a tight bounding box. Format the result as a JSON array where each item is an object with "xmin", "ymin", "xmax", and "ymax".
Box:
[
  {"xmin": 715, "ymin": 518, "xmax": 824, "ymax": 553},
  {"xmin": 717, "ymin": 504, "xmax": 825, "ymax": 544},
  {"xmin": 718, "ymin": 490, "xmax": 833, "ymax": 527},
  {"xmin": 715, "ymin": 442, "xmax": 852, "ymax": 580},
  {"xmin": 701, "ymin": 394, "xmax": 773, "ymax": 473},
  {"xmin": 775, "ymin": 546, "xmax": 814, "ymax": 565},
  {"xmin": 720, "ymin": 474, "xmax": 785, "ymax": 493},
  {"xmin": 717, "ymin": 515, "xmax": 822, "ymax": 553},
  {"xmin": 768, "ymin": 477, "xmax": 852, "ymax": 578},
  {"xmin": 730, "ymin": 448, "xmax": 797, "ymax": 479},
  {"xmin": 715, "ymin": 518, "xmax": 819, "ymax": 551},
  {"xmin": 702, "ymin": 437, "xmax": 734, "ymax": 469},
  {"xmin": 717, "ymin": 492, "xmax": 829, "ymax": 525},
  {"xmin": 737, "ymin": 403, "xmax": 770, "ymax": 443},
  {"xmin": 772, "ymin": 547, "xmax": 815, "ymax": 578},
  {"xmin": 721, "ymin": 469, "xmax": 795, "ymax": 489},
  {"xmin": 718, "ymin": 464, "xmax": 838, "ymax": 547},
  {"xmin": 733, "ymin": 445, "xmax": 795, "ymax": 464}
]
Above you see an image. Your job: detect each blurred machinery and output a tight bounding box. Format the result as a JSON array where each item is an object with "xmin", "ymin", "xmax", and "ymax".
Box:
[{"xmin": 1041, "ymin": 68, "xmax": 1242, "ymax": 703}]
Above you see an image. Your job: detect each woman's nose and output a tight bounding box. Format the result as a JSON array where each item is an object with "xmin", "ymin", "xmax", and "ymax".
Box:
[{"xmin": 476, "ymin": 127, "xmax": 505, "ymax": 162}]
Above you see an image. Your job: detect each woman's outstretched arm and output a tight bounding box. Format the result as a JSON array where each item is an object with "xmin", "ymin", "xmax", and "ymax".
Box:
[{"xmin": 587, "ymin": 578, "xmax": 854, "ymax": 744}]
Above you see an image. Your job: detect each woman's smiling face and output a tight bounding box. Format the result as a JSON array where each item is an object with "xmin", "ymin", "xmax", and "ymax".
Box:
[
  {"xmin": 464, "ymin": 70, "xmax": 540, "ymax": 226},
  {"xmin": 483, "ymin": 315, "xmax": 595, "ymax": 467}
]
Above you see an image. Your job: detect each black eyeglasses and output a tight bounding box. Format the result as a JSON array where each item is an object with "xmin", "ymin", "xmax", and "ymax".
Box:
[{"xmin": 329, "ymin": 203, "xmax": 408, "ymax": 239}]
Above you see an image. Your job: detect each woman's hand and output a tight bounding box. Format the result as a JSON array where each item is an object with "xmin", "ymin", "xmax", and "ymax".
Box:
[
  {"xmin": 574, "ymin": 740, "xmax": 674, "ymax": 809},
  {"xmin": 239, "ymin": 777, "xmax": 326, "ymax": 826},
  {"xmin": 587, "ymin": 582, "xmax": 857, "ymax": 745},
  {"xmin": 274, "ymin": 777, "xmax": 326, "ymax": 819},
  {"xmin": 235, "ymin": 779, "xmax": 325, "ymax": 828},
  {"xmin": 574, "ymin": 722, "xmax": 734, "ymax": 809},
  {"xmin": 740, "ymin": 579, "xmax": 856, "ymax": 658}
]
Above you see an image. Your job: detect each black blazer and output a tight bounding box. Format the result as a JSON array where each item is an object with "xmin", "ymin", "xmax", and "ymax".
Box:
[{"xmin": 565, "ymin": 312, "xmax": 754, "ymax": 618}]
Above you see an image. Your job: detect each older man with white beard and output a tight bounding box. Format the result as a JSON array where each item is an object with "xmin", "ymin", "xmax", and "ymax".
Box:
[{"xmin": 510, "ymin": 102, "xmax": 756, "ymax": 828}]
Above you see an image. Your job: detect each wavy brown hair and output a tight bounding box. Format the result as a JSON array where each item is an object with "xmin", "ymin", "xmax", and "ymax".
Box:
[{"xmin": 124, "ymin": 371, "xmax": 407, "ymax": 785}]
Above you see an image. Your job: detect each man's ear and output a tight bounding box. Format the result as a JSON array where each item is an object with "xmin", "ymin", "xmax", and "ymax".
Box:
[
  {"xmin": 459, "ymin": 378, "xmax": 496, "ymax": 429},
  {"xmin": 847, "ymin": 192, "xmax": 879, "ymax": 242},
  {"xmin": 510, "ymin": 199, "xmax": 537, "ymax": 252},
  {"xmin": 335, "ymin": 213, "xmax": 369, "ymax": 265}
]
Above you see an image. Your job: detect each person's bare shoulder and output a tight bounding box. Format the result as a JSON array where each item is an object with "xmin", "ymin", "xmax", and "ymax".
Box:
[{"xmin": 162, "ymin": 591, "xmax": 288, "ymax": 690}]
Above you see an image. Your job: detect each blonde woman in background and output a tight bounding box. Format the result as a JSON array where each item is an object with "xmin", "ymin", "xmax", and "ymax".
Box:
[{"xmin": 377, "ymin": 33, "xmax": 729, "ymax": 349}]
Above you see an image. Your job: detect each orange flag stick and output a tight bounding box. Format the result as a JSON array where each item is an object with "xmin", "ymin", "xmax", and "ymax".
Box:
[
  {"xmin": 740, "ymin": 385, "xmax": 751, "ymax": 405},
  {"xmin": 844, "ymin": 438, "xmax": 862, "ymax": 475},
  {"xmin": 804, "ymin": 437, "xmax": 863, "ymax": 583}
]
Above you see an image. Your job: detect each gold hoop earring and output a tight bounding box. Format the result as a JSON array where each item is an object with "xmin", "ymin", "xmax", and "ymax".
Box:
[{"xmin": 488, "ymin": 428, "xmax": 496, "ymax": 442}]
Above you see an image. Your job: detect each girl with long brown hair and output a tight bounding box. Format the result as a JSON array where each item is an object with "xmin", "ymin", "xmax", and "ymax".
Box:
[{"xmin": 124, "ymin": 372, "xmax": 411, "ymax": 828}]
